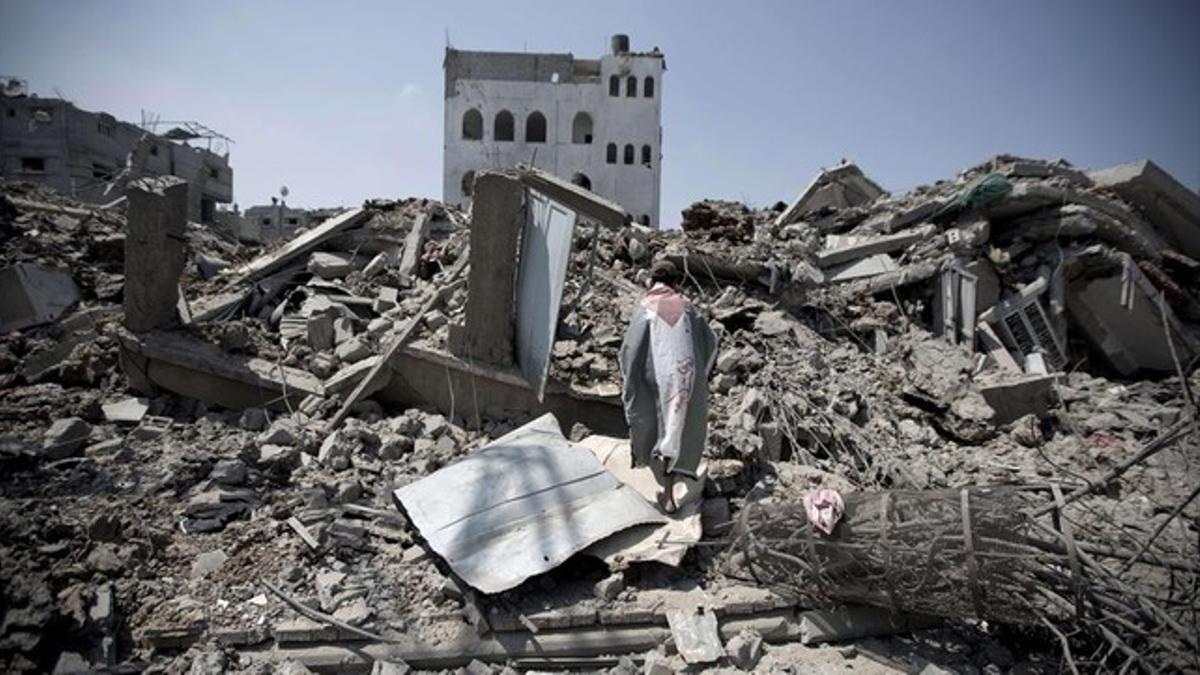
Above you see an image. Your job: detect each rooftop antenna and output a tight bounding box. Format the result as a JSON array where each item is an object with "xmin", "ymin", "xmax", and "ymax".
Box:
[{"xmin": 445, "ymin": 27, "xmax": 451, "ymax": 48}]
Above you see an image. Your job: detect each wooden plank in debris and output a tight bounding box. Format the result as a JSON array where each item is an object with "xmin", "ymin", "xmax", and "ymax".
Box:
[
  {"xmin": 118, "ymin": 329, "xmax": 324, "ymax": 409},
  {"xmin": 517, "ymin": 165, "xmax": 627, "ymax": 229},
  {"xmin": 287, "ymin": 516, "xmax": 321, "ymax": 550},
  {"xmin": 222, "ymin": 208, "xmax": 367, "ymax": 284}
]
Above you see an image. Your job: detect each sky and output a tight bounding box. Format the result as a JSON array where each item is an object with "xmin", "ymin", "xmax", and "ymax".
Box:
[{"xmin": 1, "ymin": 1, "xmax": 1198, "ymax": 226}]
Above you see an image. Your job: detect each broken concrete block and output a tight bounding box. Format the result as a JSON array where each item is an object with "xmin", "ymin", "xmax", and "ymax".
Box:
[
  {"xmin": 124, "ymin": 176, "xmax": 189, "ymax": 332},
  {"xmin": 362, "ymin": 252, "xmax": 389, "ymax": 278},
  {"xmin": 210, "ymin": 458, "xmax": 247, "ymax": 486},
  {"xmin": 335, "ymin": 338, "xmax": 371, "ymax": 364},
  {"xmin": 307, "ymin": 313, "xmax": 335, "ymax": 351},
  {"xmin": 369, "ymin": 660, "xmax": 411, "ymax": 675},
  {"xmin": 101, "ymin": 398, "xmax": 149, "ymax": 425},
  {"xmin": 666, "ymin": 607, "xmax": 723, "ymax": 664},
  {"xmin": 258, "ymin": 421, "xmax": 298, "ymax": 447},
  {"xmin": 43, "ymin": 417, "xmax": 92, "ymax": 460},
  {"xmin": 52, "ymin": 651, "xmax": 91, "ymax": 675},
  {"xmin": 131, "ymin": 415, "xmax": 171, "ymax": 441},
  {"xmin": 333, "ymin": 317, "xmax": 355, "ymax": 345},
  {"xmin": 978, "ymin": 374, "xmax": 1058, "ymax": 425},
  {"xmin": 826, "ymin": 253, "xmax": 899, "ymax": 282},
  {"xmin": 367, "ymin": 317, "xmax": 392, "ymax": 338},
  {"xmin": 190, "ymin": 549, "xmax": 228, "ymax": 579},
  {"xmin": 594, "ymin": 572, "xmax": 625, "ymax": 602},
  {"xmin": 374, "ymin": 286, "xmax": 399, "ymax": 313},
  {"xmin": 725, "ymin": 628, "xmax": 764, "ymax": 670},
  {"xmin": 776, "ymin": 161, "xmax": 886, "ymax": 226},
  {"xmin": 307, "ymin": 252, "xmax": 357, "ymax": 280},
  {"xmin": 239, "ymin": 408, "xmax": 269, "ymax": 431},
  {"xmin": 817, "ymin": 223, "xmax": 937, "ymax": 268},
  {"xmin": 0, "ymin": 263, "xmax": 81, "ymax": 333}
]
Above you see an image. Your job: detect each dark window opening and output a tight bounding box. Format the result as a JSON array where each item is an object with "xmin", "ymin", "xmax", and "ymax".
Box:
[
  {"xmin": 494, "ymin": 110, "xmax": 514, "ymax": 142},
  {"xmin": 150, "ymin": 145, "xmax": 159, "ymax": 157},
  {"xmin": 571, "ymin": 112, "xmax": 593, "ymax": 144},
  {"xmin": 97, "ymin": 122, "xmax": 113, "ymax": 137},
  {"xmin": 208, "ymin": 167, "xmax": 219, "ymax": 179},
  {"xmin": 92, "ymin": 163, "xmax": 114, "ymax": 180},
  {"xmin": 641, "ymin": 144, "xmax": 652, "ymax": 166},
  {"xmin": 643, "ymin": 76, "xmax": 655, "ymax": 98},
  {"xmin": 525, "ymin": 111, "xmax": 546, "ymax": 143},
  {"xmin": 5, "ymin": 108, "xmax": 14, "ymax": 118},
  {"xmin": 461, "ymin": 170, "xmax": 476, "ymax": 197},
  {"xmin": 20, "ymin": 157, "xmax": 45, "ymax": 172},
  {"xmin": 608, "ymin": 75, "xmax": 620, "ymax": 96},
  {"xmin": 261, "ymin": 218, "xmax": 272, "ymax": 225},
  {"xmin": 200, "ymin": 198, "xmax": 215, "ymax": 224},
  {"xmin": 639, "ymin": 215, "xmax": 650, "ymax": 226},
  {"xmin": 626, "ymin": 76, "xmax": 637, "ymax": 97},
  {"xmin": 286, "ymin": 217, "xmax": 299, "ymax": 225},
  {"xmin": 606, "ymin": 143, "xmax": 617, "ymax": 164},
  {"xmin": 623, "ymin": 144, "xmax": 634, "ymax": 165},
  {"xmin": 571, "ymin": 173, "xmax": 592, "ymax": 191},
  {"xmin": 462, "ymin": 108, "xmax": 483, "ymax": 140}
]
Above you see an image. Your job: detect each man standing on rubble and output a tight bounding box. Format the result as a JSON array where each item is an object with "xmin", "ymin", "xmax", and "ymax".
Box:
[{"xmin": 619, "ymin": 260, "xmax": 719, "ymax": 513}]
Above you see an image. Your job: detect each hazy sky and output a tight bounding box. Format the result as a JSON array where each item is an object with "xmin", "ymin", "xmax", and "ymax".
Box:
[{"xmin": 2, "ymin": 1, "xmax": 1198, "ymax": 226}]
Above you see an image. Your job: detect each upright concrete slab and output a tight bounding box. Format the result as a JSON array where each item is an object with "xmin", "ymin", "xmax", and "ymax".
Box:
[
  {"xmin": 1090, "ymin": 160, "xmax": 1200, "ymax": 258},
  {"xmin": 124, "ymin": 176, "xmax": 189, "ymax": 332},
  {"xmin": 451, "ymin": 172, "xmax": 524, "ymax": 366},
  {"xmin": 397, "ymin": 213, "xmax": 430, "ymax": 280},
  {"xmin": 0, "ymin": 263, "xmax": 80, "ymax": 332}
]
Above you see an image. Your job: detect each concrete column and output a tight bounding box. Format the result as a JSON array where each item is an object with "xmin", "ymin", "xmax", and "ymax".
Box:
[
  {"xmin": 124, "ymin": 176, "xmax": 189, "ymax": 332},
  {"xmin": 449, "ymin": 172, "xmax": 524, "ymax": 366}
]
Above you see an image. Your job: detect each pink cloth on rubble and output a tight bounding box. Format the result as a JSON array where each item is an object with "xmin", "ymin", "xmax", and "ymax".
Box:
[{"xmin": 803, "ymin": 489, "xmax": 845, "ymax": 535}]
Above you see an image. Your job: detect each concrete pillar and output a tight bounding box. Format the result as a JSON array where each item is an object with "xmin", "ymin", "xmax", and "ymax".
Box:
[
  {"xmin": 449, "ymin": 172, "xmax": 524, "ymax": 366},
  {"xmin": 124, "ymin": 176, "xmax": 189, "ymax": 332}
]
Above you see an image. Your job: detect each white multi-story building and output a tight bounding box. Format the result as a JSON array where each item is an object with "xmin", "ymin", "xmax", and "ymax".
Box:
[{"xmin": 443, "ymin": 34, "xmax": 664, "ymax": 228}]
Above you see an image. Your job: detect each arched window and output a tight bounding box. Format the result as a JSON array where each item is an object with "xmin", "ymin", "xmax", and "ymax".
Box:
[
  {"xmin": 623, "ymin": 144, "xmax": 634, "ymax": 165},
  {"xmin": 571, "ymin": 173, "xmax": 592, "ymax": 191},
  {"xmin": 606, "ymin": 143, "xmax": 617, "ymax": 164},
  {"xmin": 641, "ymin": 144, "xmax": 652, "ymax": 166},
  {"xmin": 494, "ymin": 110, "xmax": 514, "ymax": 142},
  {"xmin": 461, "ymin": 170, "xmax": 475, "ymax": 197},
  {"xmin": 461, "ymin": 109, "xmax": 482, "ymax": 140},
  {"xmin": 571, "ymin": 112, "xmax": 593, "ymax": 144},
  {"xmin": 643, "ymin": 76, "xmax": 655, "ymax": 98},
  {"xmin": 609, "ymin": 75, "xmax": 620, "ymax": 96},
  {"xmin": 525, "ymin": 111, "xmax": 546, "ymax": 143},
  {"xmin": 639, "ymin": 215, "xmax": 650, "ymax": 226},
  {"xmin": 626, "ymin": 76, "xmax": 638, "ymax": 97}
]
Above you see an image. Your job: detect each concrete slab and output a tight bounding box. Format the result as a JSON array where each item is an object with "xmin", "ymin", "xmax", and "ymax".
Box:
[
  {"xmin": 818, "ymin": 224, "xmax": 937, "ymax": 268},
  {"xmin": 515, "ymin": 189, "xmax": 577, "ymax": 400},
  {"xmin": 826, "ymin": 254, "xmax": 899, "ymax": 283},
  {"xmin": 1090, "ymin": 159, "xmax": 1200, "ymax": 258},
  {"xmin": 1066, "ymin": 251, "xmax": 1200, "ymax": 375},
  {"xmin": 0, "ymin": 263, "xmax": 80, "ymax": 333},
  {"xmin": 776, "ymin": 162, "xmax": 886, "ymax": 227},
  {"xmin": 978, "ymin": 374, "xmax": 1058, "ymax": 425}
]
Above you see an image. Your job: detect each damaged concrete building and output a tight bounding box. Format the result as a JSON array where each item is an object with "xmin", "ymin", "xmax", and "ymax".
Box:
[
  {"xmin": 0, "ymin": 77, "xmax": 233, "ymax": 224},
  {"xmin": 2, "ymin": 141, "xmax": 1200, "ymax": 673},
  {"xmin": 443, "ymin": 35, "xmax": 664, "ymax": 227}
]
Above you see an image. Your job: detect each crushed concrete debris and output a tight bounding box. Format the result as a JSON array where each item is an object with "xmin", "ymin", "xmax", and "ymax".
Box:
[{"xmin": 2, "ymin": 151, "xmax": 1199, "ymax": 674}]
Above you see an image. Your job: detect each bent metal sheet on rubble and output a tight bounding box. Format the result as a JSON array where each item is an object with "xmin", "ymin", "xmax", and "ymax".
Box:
[{"xmin": 394, "ymin": 414, "xmax": 665, "ymax": 594}]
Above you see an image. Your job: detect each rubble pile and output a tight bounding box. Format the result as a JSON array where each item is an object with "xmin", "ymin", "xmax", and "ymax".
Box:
[{"xmin": 1, "ymin": 155, "xmax": 1198, "ymax": 673}]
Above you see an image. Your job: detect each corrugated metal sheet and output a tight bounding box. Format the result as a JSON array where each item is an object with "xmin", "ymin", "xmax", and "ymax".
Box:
[{"xmin": 394, "ymin": 414, "xmax": 664, "ymax": 594}]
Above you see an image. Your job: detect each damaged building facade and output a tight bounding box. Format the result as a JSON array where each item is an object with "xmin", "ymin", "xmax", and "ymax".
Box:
[
  {"xmin": 443, "ymin": 34, "xmax": 664, "ymax": 227},
  {"xmin": 0, "ymin": 78, "xmax": 233, "ymax": 223}
]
